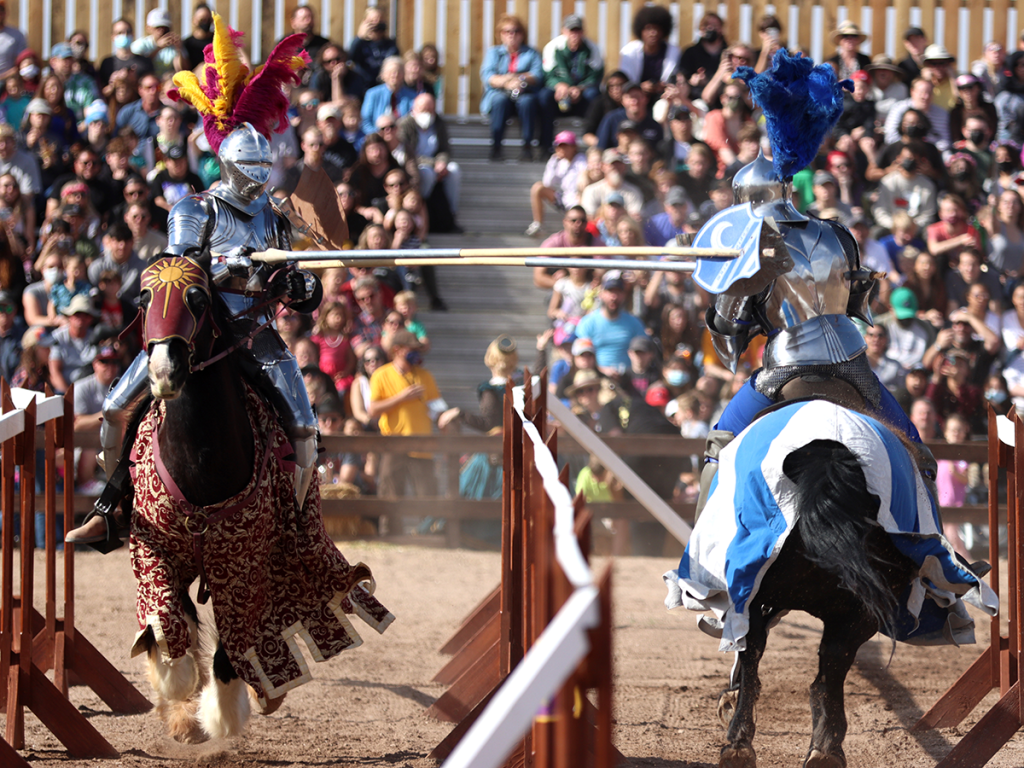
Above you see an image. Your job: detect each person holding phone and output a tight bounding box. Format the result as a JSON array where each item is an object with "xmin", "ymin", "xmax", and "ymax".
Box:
[{"xmin": 349, "ymin": 7, "xmax": 399, "ymax": 86}]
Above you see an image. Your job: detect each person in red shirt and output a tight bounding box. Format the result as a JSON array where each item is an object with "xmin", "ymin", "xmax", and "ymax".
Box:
[{"xmin": 926, "ymin": 191, "xmax": 981, "ymax": 264}]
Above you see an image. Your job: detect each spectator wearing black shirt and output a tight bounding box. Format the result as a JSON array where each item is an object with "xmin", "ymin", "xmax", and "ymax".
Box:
[
  {"xmin": 316, "ymin": 103, "xmax": 359, "ymax": 173},
  {"xmin": 284, "ymin": 5, "xmax": 330, "ymax": 68},
  {"xmin": 149, "ymin": 144, "xmax": 203, "ymax": 229},
  {"xmin": 677, "ymin": 12, "xmax": 725, "ymax": 95},
  {"xmin": 181, "ymin": 4, "xmax": 213, "ymax": 70},
  {"xmin": 96, "ymin": 19, "xmax": 154, "ymax": 90},
  {"xmin": 0, "ymin": 290, "xmax": 24, "ymax": 384},
  {"xmin": 898, "ymin": 26, "xmax": 928, "ymax": 83},
  {"xmin": 311, "ymin": 45, "xmax": 367, "ymax": 104},
  {"xmin": 349, "ymin": 7, "xmax": 399, "ymax": 86},
  {"xmin": 47, "ymin": 146, "xmax": 114, "ymax": 220},
  {"xmin": 595, "ymin": 81, "xmax": 662, "ymax": 149},
  {"xmin": 582, "ymin": 70, "xmax": 627, "ymax": 147}
]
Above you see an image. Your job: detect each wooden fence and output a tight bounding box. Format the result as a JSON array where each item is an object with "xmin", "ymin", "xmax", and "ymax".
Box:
[
  {"xmin": 7, "ymin": 0, "xmax": 1018, "ymax": 115},
  {"xmin": 66, "ymin": 428, "xmax": 992, "ymax": 544}
]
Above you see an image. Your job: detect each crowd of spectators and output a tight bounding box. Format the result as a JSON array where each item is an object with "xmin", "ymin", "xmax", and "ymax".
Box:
[
  {"xmin": 509, "ymin": 9, "xmax": 1024, "ymax": 548},
  {"xmin": 0, "ymin": 3, "xmax": 467, "ymax": 505}
]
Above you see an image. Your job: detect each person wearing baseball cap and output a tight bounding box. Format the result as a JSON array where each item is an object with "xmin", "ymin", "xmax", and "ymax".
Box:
[
  {"xmin": 594, "ymin": 70, "xmax": 664, "ymax": 150},
  {"xmin": 644, "ymin": 186, "xmax": 691, "ymax": 246},
  {"xmin": 574, "ymin": 271, "xmax": 647, "ymax": 378},
  {"xmin": 130, "ymin": 7, "xmax": 184, "ymax": 81},
  {"xmin": 542, "ymin": 13, "xmax": 604, "ymax": 120},
  {"xmin": 898, "ymin": 26, "xmax": 929, "ymax": 82},
  {"xmin": 525, "ymin": 130, "xmax": 587, "ymax": 237},
  {"xmin": 150, "ymin": 141, "xmax": 203, "ymax": 217}
]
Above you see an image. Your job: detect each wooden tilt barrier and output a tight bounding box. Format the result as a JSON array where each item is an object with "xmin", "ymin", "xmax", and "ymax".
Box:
[
  {"xmin": 0, "ymin": 380, "xmax": 150, "ymax": 765},
  {"xmin": 428, "ymin": 370, "xmax": 617, "ymax": 767},
  {"xmin": 915, "ymin": 406, "xmax": 1023, "ymax": 768}
]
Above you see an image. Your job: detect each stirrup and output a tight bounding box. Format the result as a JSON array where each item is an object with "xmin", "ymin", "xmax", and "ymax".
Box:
[{"xmin": 65, "ymin": 497, "xmax": 125, "ymax": 553}]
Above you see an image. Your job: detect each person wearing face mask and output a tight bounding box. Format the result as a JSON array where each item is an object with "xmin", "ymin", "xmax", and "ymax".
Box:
[
  {"xmin": 0, "ymin": 0, "xmax": 27, "ymax": 81},
  {"xmin": 367, "ymin": 329, "xmax": 456, "ymax": 508},
  {"xmin": 678, "ymin": 12, "xmax": 724, "ymax": 95},
  {"xmin": 67, "ymin": 31, "xmax": 97, "ymax": 79},
  {"xmin": 951, "ymin": 112, "xmax": 994, "ymax": 179},
  {"xmin": 96, "ymin": 19, "xmax": 154, "ymax": 90},
  {"xmin": 397, "ymin": 92, "xmax": 462, "ymax": 226},
  {"xmin": 182, "ymin": 3, "xmax": 214, "ymax": 70},
  {"xmin": 883, "ymin": 77, "xmax": 951, "ymax": 151},
  {"xmin": 14, "ymin": 49, "xmax": 41, "ymax": 94},
  {"xmin": 869, "ymin": 108, "xmax": 946, "ymax": 183},
  {"xmin": 873, "ymin": 142, "xmax": 939, "ymax": 230}
]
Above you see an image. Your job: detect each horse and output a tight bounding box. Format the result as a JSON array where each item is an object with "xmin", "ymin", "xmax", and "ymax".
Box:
[
  {"xmin": 128, "ymin": 256, "xmax": 393, "ymax": 743},
  {"xmin": 665, "ymin": 398, "xmax": 997, "ymax": 768}
]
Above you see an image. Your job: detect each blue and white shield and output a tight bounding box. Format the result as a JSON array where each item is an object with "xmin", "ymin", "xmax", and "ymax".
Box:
[{"xmin": 692, "ymin": 203, "xmax": 766, "ymax": 294}]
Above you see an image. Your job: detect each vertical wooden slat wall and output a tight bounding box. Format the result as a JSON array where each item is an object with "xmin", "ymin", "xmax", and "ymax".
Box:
[{"xmin": 11, "ymin": 0, "xmax": 1012, "ymax": 112}]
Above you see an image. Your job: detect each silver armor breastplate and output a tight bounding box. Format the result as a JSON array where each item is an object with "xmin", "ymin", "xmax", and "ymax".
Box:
[{"xmin": 760, "ymin": 219, "xmax": 866, "ymax": 367}]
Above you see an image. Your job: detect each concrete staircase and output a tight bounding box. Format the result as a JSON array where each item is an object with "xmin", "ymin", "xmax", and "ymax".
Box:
[{"xmin": 412, "ymin": 115, "xmax": 579, "ymax": 415}]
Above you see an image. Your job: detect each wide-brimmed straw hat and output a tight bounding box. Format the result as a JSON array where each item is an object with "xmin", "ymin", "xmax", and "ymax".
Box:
[{"xmin": 831, "ymin": 20, "xmax": 867, "ymax": 45}]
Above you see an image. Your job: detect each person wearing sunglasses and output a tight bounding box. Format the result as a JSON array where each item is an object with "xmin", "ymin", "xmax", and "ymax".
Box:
[
  {"xmin": 349, "ymin": 345, "xmax": 386, "ymax": 429},
  {"xmin": 312, "ymin": 44, "xmax": 366, "ymax": 103},
  {"xmin": 480, "ymin": 14, "xmax": 552, "ymax": 162}
]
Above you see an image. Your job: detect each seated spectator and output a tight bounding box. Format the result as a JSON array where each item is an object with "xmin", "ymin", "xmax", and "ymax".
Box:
[
  {"xmin": 73, "ymin": 343, "xmax": 121, "ymax": 492},
  {"xmin": 973, "ymin": 41, "xmax": 1006, "ymax": 100},
  {"xmin": 985, "ymin": 372, "xmax": 1014, "ymax": 416},
  {"xmin": 945, "ymin": 153, "xmax": 985, "ymax": 213},
  {"xmin": 992, "ymin": 141, "xmax": 1024, "ymax": 197},
  {"xmin": 621, "ymin": 334, "xmax": 662, "ymax": 398},
  {"xmin": 93, "ymin": 269, "xmax": 134, "ymax": 338},
  {"xmin": 805, "ymin": 170, "xmax": 853, "ymax": 223},
  {"xmin": 314, "ymin": 103, "xmax": 359, "ymax": 173},
  {"xmin": 88, "ymin": 222, "xmax": 146, "ymax": 301},
  {"xmin": 347, "ymin": 133, "xmax": 401, "ymax": 223},
  {"xmin": 926, "ymin": 192, "xmax": 982, "ymax": 263},
  {"xmin": 882, "ymin": 286, "xmax": 936, "ymax": 369},
  {"xmin": 439, "ymin": 335, "xmax": 521, "ymax": 434},
  {"xmin": 12, "ymin": 326, "xmax": 51, "ymax": 391},
  {"xmin": 312, "ymin": 45, "xmax": 366, "ymax": 104},
  {"xmin": 995, "ymin": 53, "xmax": 1024, "ymax": 146},
  {"xmin": 868, "ymin": 54, "xmax": 908, "ymax": 125},
  {"xmin": 883, "ymin": 77, "xmax": 951, "ymax": 152},
  {"xmin": 658, "ymin": 104, "xmax": 704, "ymax": 175},
  {"xmin": 15, "ymin": 49, "xmax": 42, "ymax": 95},
  {"xmin": 872, "ymin": 141, "xmax": 938, "ymax": 230},
  {"xmin": 984, "ymin": 189, "xmax": 1024, "ymax": 278},
  {"xmin": 149, "ymin": 144, "xmax": 203, "ymax": 227},
  {"xmin": 926, "ymin": 347, "xmax": 984, "ymax": 432},
  {"xmin": 849, "ymin": 215, "xmax": 900, "ymax": 289},
  {"xmin": 97, "ymin": 20, "xmax": 153, "ymax": 90},
  {"xmin": 38, "ymin": 75, "xmax": 81, "ymax": 148},
  {"xmin": 3, "ymin": 74, "xmax": 32, "ymax": 132},
  {"xmin": 535, "ymin": 206, "xmax": 605, "ymax": 289},
  {"xmin": 47, "ymin": 145, "xmax": 114, "ymax": 220},
  {"xmin": 582, "ymin": 71, "xmax": 627, "ymax": 147},
  {"xmin": 677, "ymin": 12, "xmax": 723, "ymax": 96},
  {"xmin": 678, "ymin": 144, "xmax": 717, "ymax": 208},
  {"xmin": 591, "ymin": 194, "xmax": 629, "ymax": 246},
  {"xmin": 348, "ymin": 6, "xmax": 399, "ymax": 86},
  {"xmin": 575, "ymin": 272, "xmax": 646, "ymax": 378},
  {"xmin": 48, "ymin": 294, "xmax": 98, "ymax": 391},
  {"xmin": 826, "ymin": 20, "xmax": 871, "ymax": 80},
  {"xmin": 0, "ymin": 292, "xmax": 23, "ymax": 384},
  {"xmin": 0, "ymin": 171, "xmax": 35, "ymax": 256},
  {"xmin": 526, "ymin": 131, "xmax": 587, "ymax": 237},
  {"xmin": 396, "ymin": 93, "xmax": 462, "ymax": 229},
  {"xmin": 837, "ymin": 69, "xmax": 875, "ymax": 140},
  {"xmin": 878, "ymin": 211, "xmax": 925, "ymax": 274},
  {"xmin": 700, "ymin": 42, "xmax": 755, "ymax": 109},
  {"xmin": 123, "ymin": 201, "xmax": 166, "ymax": 262},
  {"xmin": 480, "ymin": 15, "xmax": 551, "ymax": 161},
  {"xmin": 114, "ymin": 72, "xmax": 161, "ymax": 141},
  {"xmin": 894, "ymin": 363, "xmax": 930, "ymax": 414},
  {"xmin": 722, "ymin": 122, "xmax": 763, "ymax": 179},
  {"xmin": 348, "ymin": 345, "xmax": 386, "ymax": 429},
  {"xmin": 864, "ymin": 325, "xmax": 906, "ymax": 392},
  {"xmin": 49, "ymin": 253, "xmax": 89, "ymax": 316},
  {"xmin": 393, "ymin": 291, "xmax": 429, "ymax": 350},
  {"xmin": 644, "ymin": 186, "xmax": 691, "ymax": 246},
  {"xmin": 130, "ymin": 9, "xmax": 185, "ymax": 81},
  {"xmin": 624, "ymin": 138, "xmax": 658, "ymax": 209},
  {"xmin": 403, "ymin": 50, "xmax": 433, "ymax": 97},
  {"xmin": 542, "ymin": 14, "xmax": 604, "ymax": 119},
  {"xmin": 595, "ymin": 80, "xmax": 662, "ymax": 151},
  {"xmin": 360, "ymin": 56, "xmax": 417, "ymax": 135},
  {"xmin": 701, "ymin": 80, "xmax": 755, "ymax": 175},
  {"xmin": 350, "ymin": 276, "xmax": 388, "ymax": 357},
  {"xmin": 311, "ymin": 300, "xmax": 356, "ymax": 392},
  {"xmin": 580, "ymin": 149, "xmax": 643, "ymax": 219},
  {"xmin": 903, "ymin": 249, "xmax": 947, "ymax": 328},
  {"xmin": 922, "ymin": 310, "xmax": 999, "ymax": 388},
  {"xmin": 937, "ymin": 412, "xmax": 973, "ymax": 557},
  {"xmin": 0, "ymin": 123, "xmax": 42, "ymax": 199},
  {"xmin": 946, "ymin": 246, "xmax": 1002, "ymax": 313},
  {"xmin": 1002, "ymin": 282, "xmax": 1024, "ymax": 354}
]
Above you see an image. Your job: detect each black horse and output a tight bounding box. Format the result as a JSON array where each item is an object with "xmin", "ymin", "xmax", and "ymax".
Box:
[{"xmin": 671, "ymin": 400, "xmax": 995, "ymax": 768}]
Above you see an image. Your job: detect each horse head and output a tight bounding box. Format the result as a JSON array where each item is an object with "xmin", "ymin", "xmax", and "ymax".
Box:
[{"xmin": 140, "ymin": 256, "xmax": 219, "ymax": 400}]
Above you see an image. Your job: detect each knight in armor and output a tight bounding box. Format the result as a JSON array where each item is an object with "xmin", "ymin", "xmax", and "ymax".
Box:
[
  {"xmin": 690, "ymin": 51, "xmax": 925, "ymax": 514},
  {"xmin": 66, "ymin": 14, "xmax": 321, "ymax": 545}
]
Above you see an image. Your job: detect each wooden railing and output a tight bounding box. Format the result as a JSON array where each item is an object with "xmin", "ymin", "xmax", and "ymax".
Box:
[
  {"xmin": 8, "ymin": 0, "xmax": 1010, "ymax": 116},
  {"xmin": 65, "ymin": 428, "xmax": 992, "ymax": 538}
]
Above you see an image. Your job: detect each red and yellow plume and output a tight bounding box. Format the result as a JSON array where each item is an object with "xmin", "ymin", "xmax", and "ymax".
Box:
[{"xmin": 169, "ymin": 12, "xmax": 310, "ymax": 154}]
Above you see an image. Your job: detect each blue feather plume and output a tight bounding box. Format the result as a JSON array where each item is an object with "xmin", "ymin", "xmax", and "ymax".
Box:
[{"xmin": 732, "ymin": 50, "xmax": 851, "ymax": 181}]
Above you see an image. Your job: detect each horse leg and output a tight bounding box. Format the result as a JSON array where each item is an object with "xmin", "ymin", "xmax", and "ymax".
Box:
[
  {"xmin": 804, "ymin": 611, "xmax": 876, "ymax": 768},
  {"xmin": 141, "ymin": 594, "xmax": 207, "ymax": 743},
  {"xmin": 720, "ymin": 606, "xmax": 770, "ymax": 768},
  {"xmin": 198, "ymin": 642, "xmax": 252, "ymax": 739}
]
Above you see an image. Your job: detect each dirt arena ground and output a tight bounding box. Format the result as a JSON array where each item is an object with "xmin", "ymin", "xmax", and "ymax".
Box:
[{"xmin": 19, "ymin": 542, "xmax": 1024, "ymax": 767}]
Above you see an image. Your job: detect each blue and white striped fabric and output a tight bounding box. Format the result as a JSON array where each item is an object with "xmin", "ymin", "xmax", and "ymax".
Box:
[{"xmin": 664, "ymin": 400, "xmax": 998, "ymax": 653}]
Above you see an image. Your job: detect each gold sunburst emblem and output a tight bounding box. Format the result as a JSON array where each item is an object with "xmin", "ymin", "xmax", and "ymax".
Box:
[{"xmin": 142, "ymin": 257, "xmax": 207, "ymax": 318}]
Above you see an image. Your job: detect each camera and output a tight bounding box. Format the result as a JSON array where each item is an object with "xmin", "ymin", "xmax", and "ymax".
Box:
[{"xmin": 372, "ymin": 22, "xmax": 387, "ymax": 32}]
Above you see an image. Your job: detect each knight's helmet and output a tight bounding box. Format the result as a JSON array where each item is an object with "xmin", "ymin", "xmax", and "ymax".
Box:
[
  {"xmin": 732, "ymin": 149, "xmax": 807, "ymax": 223},
  {"xmin": 217, "ymin": 123, "xmax": 273, "ymax": 204}
]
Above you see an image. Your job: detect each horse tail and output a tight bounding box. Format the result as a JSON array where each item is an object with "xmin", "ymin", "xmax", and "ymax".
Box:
[{"xmin": 782, "ymin": 439, "xmax": 899, "ymax": 639}]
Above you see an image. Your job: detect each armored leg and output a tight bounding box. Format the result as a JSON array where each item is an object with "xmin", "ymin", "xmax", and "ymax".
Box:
[
  {"xmin": 695, "ymin": 429, "xmax": 735, "ymax": 521},
  {"xmin": 259, "ymin": 346, "xmax": 318, "ymax": 505},
  {"xmin": 100, "ymin": 351, "xmax": 151, "ymax": 475}
]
